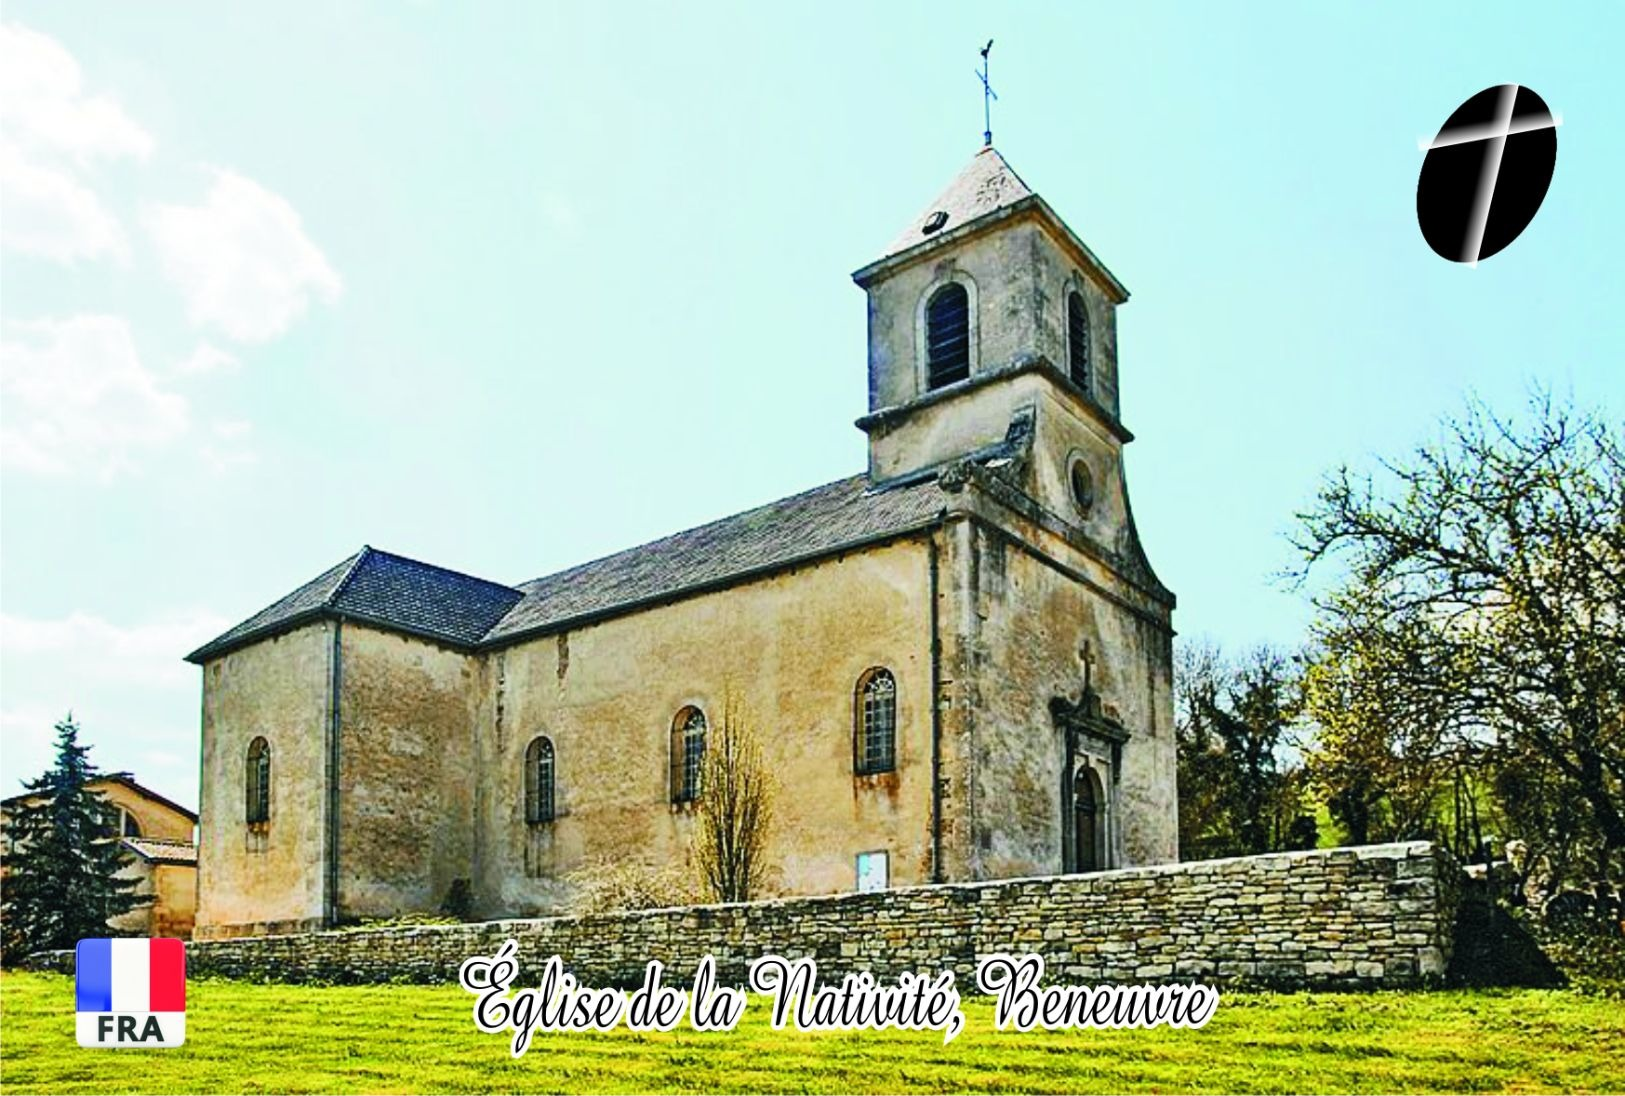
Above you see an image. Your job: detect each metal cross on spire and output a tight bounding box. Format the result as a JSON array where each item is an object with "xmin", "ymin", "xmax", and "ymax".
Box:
[{"xmin": 976, "ymin": 39, "xmax": 997, "ymax": 146}]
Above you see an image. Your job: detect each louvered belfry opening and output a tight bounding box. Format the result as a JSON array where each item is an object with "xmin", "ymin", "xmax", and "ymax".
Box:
[
  {"xmin": 925, "ymin": 283, "xmax": 971, "ymax": 389},
  {"xmin": 1067, "ymin": 290, "xmax": 1091, "ymax": 391}
]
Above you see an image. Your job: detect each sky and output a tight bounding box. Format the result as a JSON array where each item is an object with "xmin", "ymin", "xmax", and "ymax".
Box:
[{"xmin": 2, "ymin": 2, "xmax": 1621, "ymax": 810}]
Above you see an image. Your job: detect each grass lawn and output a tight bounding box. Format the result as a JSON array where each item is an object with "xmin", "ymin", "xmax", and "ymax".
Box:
[{"xmin": 2, "ymin": 972, "xmax": 1622, "ymax": 1094}]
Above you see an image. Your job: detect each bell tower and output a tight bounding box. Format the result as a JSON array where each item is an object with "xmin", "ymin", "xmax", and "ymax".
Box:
[
  {"xmin": 853, "ymin": 144, "xmax": 1177, "ymax": 875},
  {"xmin": 851, "ymin": 145, "xmax": 1140, "ymax": 557}
]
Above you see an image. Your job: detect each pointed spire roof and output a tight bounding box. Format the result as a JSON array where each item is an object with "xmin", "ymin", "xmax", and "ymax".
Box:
[
  {"xmin": 854, "ymin": 145, "xmax": 1127, "ymax": 302},
  {"xmin": 879, "ymin": 145, "xmax": 1034, "ymax": 259}
]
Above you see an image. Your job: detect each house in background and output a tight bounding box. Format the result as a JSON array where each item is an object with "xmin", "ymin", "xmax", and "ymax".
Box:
[{"xmin": 0, "ymin": 774, "xmax": 199, "ymax": 939}]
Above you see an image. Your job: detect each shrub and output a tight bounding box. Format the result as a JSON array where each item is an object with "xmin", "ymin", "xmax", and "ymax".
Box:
[{"xmin": 564, "ymin": 857, "xmax": 702, "ymax": 916}]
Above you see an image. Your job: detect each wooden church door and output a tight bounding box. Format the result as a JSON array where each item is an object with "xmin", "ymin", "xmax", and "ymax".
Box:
[{"xmin": 1073, "ymin": 767, "xmax": 1099, "ymax": 873}]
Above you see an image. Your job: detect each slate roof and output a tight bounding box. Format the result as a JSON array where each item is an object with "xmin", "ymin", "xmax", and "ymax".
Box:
[
  {"xmin": 875, "ymin": 146, "xmax": 1035, "ymax": 263},
  {"xmin": 122, "ymin": 838, "xmax": 198, "ymax": 866},
  {"xmin": 188, "ymin": 474, "xmax": 950, "ymax": 662},
  {"xmin": 337, "ymin": 548, "xmax": 524, "ymax": 644},
  {"xmin": 486, "ymin": 473, "xmax": 948, "ymax": 643},
  {"xmin": 186, "ymin": 547, "xmax": 524, "ymax": 663}
]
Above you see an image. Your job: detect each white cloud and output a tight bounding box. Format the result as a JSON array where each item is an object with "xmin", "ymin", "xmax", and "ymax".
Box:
[
  {"xmin": 146, "ymin": 169, "xmax": 343, "ymax": 343},
  {"xmin": 173, "ymin": 341, "xmax": 238, "ymax": 376},
  {"xmin": 0, "ymin": 137, "xmax": 128, "ymax": 262},
  {"xmin": 0, "ymin": 23, "xmax": 150, "ymax": 265},
  {"xmin": 0, "ymin": 608, "xmax": 223, "ymax": 799},
  {"xmin": 0, "ymin": 315, "xmax": 188, "ymax": 478},
  {"xmin": 0, "ymin": 609, "xmax": 228, "ymax": 690},
  {"xmin": 0, "ymin": 23, "xmax": 153, "ymax": 163}
]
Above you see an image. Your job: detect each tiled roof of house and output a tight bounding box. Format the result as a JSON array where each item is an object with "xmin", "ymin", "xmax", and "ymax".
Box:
[
  {"xmin": 122, "ymin": 838, "xmax": 197, "ymax": 866},
  {"xmin": 187, "ymin": 473, "xmax": 950, "ymax": 662},
  {"xmin": 2, "ymin": 774, "xmax": 198, "ymax": 822}
]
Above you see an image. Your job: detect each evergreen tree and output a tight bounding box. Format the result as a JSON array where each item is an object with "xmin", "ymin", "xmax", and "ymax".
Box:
[{"xmin": 1, "ymin": 715, "xmax": 147, "ymax": 962}]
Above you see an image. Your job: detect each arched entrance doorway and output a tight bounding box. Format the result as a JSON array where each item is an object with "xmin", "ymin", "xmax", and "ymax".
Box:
[
  {"xmin": 1051, "ymin": 666, "xmax": 1127, "ymax": 875},
  {"xmin": 1073, "ymin": 766, "xmax": 1103, "ymax": 873}
]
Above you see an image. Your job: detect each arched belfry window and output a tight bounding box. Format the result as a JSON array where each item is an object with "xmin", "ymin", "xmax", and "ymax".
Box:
[
  {"xmin": 525, "ymin": 736, "xmax": 556, "ymax": 823},
  {"xmin": 925, "ymin": 282, "xmax": 971, "ymax": 390},
  {"xmin": 246, "ymin": 736, "xmax": 271, "ymax": 825},
  {"xmin": 670, "ymin": 707, "xmax": 707, "ymax": 803},
  {"xmin": 854, "ymin": 668, "xmax": 897, "ymax": 775},
  {"xmin": 1067, "ymin": 290, "xmax": 1091, "ymax": 391}
]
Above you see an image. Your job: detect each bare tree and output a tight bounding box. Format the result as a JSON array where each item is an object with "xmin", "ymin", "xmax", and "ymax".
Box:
[
  {"xmin": 1295, "ymin": 392, "xmax": 1624, "ymax": 881},
  {"xmin": 694, "ymin": 694, "xmax": 776, "ymax": 903}
]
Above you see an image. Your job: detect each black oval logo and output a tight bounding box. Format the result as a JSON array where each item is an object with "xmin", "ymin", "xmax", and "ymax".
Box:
[{"xmin": 1417, "ymin": 84, "xmax": 1557, "ymax": 264}]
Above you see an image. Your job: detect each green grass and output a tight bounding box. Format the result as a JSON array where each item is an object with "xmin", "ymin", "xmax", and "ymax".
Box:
[{"xmin": 2, "ymin": 972, "xmax": 1622, "ymax": 1094}]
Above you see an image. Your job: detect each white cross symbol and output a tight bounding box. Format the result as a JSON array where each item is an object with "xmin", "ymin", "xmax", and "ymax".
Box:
[{"xmin": 1418, "ymin": 84, "xmax": 1562, "ymax": 267}]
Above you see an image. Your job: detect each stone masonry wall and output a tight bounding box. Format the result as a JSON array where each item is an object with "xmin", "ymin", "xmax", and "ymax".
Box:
[{"xmin": 28, "ymin": 843, "xmax": 1458, "ymax": 990}]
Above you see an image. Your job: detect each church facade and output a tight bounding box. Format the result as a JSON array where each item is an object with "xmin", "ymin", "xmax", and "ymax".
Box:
[{"xmin": 186, "ymin": 147, "xmax": 1177, "ymax": 940}]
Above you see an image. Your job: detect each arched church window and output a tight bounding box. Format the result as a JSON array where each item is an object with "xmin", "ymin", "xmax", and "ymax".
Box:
[
  {"xmin": 925, "ymin": 283, "xmax": 971, "ymax": 390},
  {"xmin": 525, "ymin": 736, "xmax": 556, "ymax": 823},
  {"xmin": 854, "ymin": 668, "xmax": 897, "ymax": 775},
  {"xmin": 246, "ymin": 736, "xmax": 271, "ymax": 825},
  {"xmin": 1067, "ymin": 290, "xmax": 1091, "ymax": 391},
  {"xmin": 121, "ymin": 809, "xmax": 142, "ymax": 838},
  {"xmin": 670, "ymin": 707, "xmax": 707, "ymax": 803}
]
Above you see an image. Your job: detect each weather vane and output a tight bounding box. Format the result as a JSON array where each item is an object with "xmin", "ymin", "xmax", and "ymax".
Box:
[{"xmin": 977, "ymin": 40, "xmax": 996, "ymax": 146}]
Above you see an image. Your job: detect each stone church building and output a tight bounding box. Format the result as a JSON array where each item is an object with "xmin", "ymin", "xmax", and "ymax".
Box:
[{"xmin": 186, "ymin": 146, "xmax": 1177, "ymax": 940}]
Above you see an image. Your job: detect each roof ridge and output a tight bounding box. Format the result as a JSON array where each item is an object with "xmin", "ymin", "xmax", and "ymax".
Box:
[
  {"xmin": 325, "ymin": 545, "xmax": 374, "ymax": 607},
  {"xmin": 343, "ymin": 545, "xmax": 524, "ymax": 597}
]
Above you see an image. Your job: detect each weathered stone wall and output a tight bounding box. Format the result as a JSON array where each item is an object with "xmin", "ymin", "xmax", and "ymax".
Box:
[
  {"xmin": 952, "ymin": 510, "xmax": 1176, "ymax": 879},
  {"xmin": 35, "ymin": 844, "xmax": 1457, "ymax": 992},
  {"xmin": 474, "ymin": 538, "xmax": 938, "ymax": 918},
  {"xmin": 196, "ymin": 621, "xmax": 333, "ymax": 938},
  {"xmin": 338, "ymin": 625, "xmax": 479, "ymax": 920}
]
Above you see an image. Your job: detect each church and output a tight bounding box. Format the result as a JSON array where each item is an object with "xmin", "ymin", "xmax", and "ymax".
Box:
[{"xmin": 186, "ymin": 145, "xmax": 1178, "ymax": 940}]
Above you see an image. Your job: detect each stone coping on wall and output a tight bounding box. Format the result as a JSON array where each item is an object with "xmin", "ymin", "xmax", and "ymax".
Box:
[{"xmin": 23, "ymin": 841, "xmax": 1460, "ymax": 991}]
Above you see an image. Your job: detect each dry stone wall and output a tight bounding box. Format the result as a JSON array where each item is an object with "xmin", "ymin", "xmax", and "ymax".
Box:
[{"xmin": 28, "ymin": 843, "xmax": 1459, "ymax": 990}]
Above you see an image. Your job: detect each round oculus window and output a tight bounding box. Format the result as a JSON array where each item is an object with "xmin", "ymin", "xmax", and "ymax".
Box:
[
  {"xmin": 1069, "ymin": 460, "xmax": 1095, "ymax": 516},
  {"xmin": 922, "ymin": 210, "xmax": 949, "ymax": 235}
]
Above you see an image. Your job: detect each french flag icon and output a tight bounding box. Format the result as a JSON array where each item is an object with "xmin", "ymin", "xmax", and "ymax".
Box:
[{"xmin": 75, "ymin": 938, "xmax": 186, "ymax": 1048}]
